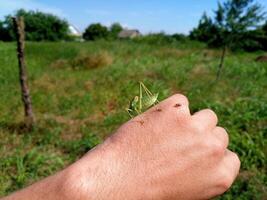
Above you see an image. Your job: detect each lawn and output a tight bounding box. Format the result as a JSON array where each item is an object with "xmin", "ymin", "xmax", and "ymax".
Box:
[{"xmin": 0, "ymin": 40, "xmax": 266, "ymax": 199}]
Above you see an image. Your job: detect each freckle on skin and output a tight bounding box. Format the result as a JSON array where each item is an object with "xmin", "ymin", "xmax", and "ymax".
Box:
[
  {"xmin": 174, "ymin": 103, "xmax": 182, "ymax": 108},
  {"xmin": 156, "ymin": 108, "xmax": 162, "ymax": 112},
  {"xmin": 139, "ymin": 120, "xmax": 145, "ymax": 125}
]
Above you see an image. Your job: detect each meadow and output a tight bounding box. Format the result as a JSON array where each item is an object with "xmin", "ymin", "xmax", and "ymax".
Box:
[{"xmin": 0, "ymin": 40, "xmax": 266, "ymax": 199}]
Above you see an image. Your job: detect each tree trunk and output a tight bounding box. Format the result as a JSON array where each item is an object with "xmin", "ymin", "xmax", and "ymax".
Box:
[
  {"xmin": 12, "ymin": 17, "xmax": 35, "ymax": 129},
  {"xmin": 216, "ymin": 45, "xmax": 227, "ymax": 81}
]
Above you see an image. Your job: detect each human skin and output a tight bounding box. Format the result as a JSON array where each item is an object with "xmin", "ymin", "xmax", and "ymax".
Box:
[{"xmin": 2, "ymin": 94, "xmax": 240, "ymax": 200}]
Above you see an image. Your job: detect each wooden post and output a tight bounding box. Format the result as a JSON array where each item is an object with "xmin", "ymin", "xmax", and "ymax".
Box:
[
  {"xmin": 216, "ymin": 45, "xmax": 227, "ymax": 81},
  {"xmin": 12, "ymin": 17, "xmax": 35, "ymax": 128}
]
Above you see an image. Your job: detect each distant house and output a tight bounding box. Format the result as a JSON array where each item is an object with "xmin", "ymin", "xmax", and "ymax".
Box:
[
  {"xmin": 68, "ymin": 25, "xmax": 82, "ymax": 37},
  {"xmin": 118, "ymin": 29, "xmax": 141, "ymax": 39},
  {"xmin": 68, "ymin": 25, "xmax": 83, "ymax": 41}
]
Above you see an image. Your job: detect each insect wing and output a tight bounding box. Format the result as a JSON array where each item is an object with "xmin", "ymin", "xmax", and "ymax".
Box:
[{"xmin": 142, "ymin": 93, "xmax": 159, "ymax": 109}]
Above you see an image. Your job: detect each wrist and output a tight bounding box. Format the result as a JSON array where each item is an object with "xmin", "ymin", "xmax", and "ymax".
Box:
[{"xmin": 62, "ymin": 140, "xmax": 123, "ymax": 200}]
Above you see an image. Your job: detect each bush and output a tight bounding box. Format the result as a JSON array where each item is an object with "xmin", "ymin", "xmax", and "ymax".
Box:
[
  {"xmin": 83, "ymin": 23, "xmax": 109, "ymax": 41},
  {"xmin": 109, "ymin": 23, "xmax": 123, "ymax": 39},
  {"xmin": 71, "ymin": 51, "xmax": 113, "ymax": 69},
  {"xmin": 171, "ymin": 33, "xmax": 188, "ymax": 41},
  {"xmin": 133, "ymin": 33, "xmax": 176, "ymax": 45}
]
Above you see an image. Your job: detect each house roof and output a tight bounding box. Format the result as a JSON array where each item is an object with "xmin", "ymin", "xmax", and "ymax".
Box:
[
  {"xmin": 68, "ymin": 25, "xmax": 81, "ymax": 36},
  {"xmin": 118, "ymin": 29, "xmax": 140, "ymax": 38}
]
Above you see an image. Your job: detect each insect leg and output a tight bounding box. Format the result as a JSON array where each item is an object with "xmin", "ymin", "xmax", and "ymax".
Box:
[
  {"xmin": 140, "ymin": 82, "xmax": 153, "ymax": 97},
  {"xmin": 126, "ymin": 108, "xmax": 134, "ymax": 118},
  {"xmin": 139, "ymin": 82, "xmax": 142, "ymax": 112}
]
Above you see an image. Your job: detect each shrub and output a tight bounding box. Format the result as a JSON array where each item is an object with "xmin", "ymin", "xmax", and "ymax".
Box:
[
  {"xmin": 83, "ymin": 23, "xmax": 109, "ymax": 41},
  {"xmin": 71, "ymin": 51, "xmax": 113, "ymax": 69},
  {"xmin": 133, "ymin": 33, "xmax": 176, "ymax": 45},
  {"xmin": 50, "ymin": 59, "xmax": 69, "ymax": 69},
  {"xmin": 109, "ymin": 23, "xmax": 123, "ymax": 39}
]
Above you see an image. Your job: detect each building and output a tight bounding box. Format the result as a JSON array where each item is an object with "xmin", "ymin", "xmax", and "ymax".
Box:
[
  {"xmin": 118, "ymin": 29, "xmax": 141, "ymax": 39},
  {"xmin": 68, "ymin": 25, "xmax": 82, "ymax": 37}
]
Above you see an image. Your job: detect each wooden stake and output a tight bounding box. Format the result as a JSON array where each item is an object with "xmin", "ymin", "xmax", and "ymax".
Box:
[
  {"xmin": 216, "ymin": 45, "xmax": 227, "ymax": 81},
  {"xmin": 12, "ymin": 17, "xmax": 35, "ymax": 129}
]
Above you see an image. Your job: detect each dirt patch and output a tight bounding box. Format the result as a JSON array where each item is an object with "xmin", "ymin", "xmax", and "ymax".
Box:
[
  {"xmin": 190, "ymin": 64, "xmax": 210, "ymax": 77},
  {"xmin": 71, "ymin": 51, "xmax": 113, "ymax": 69},
  {"xmin": 52, "ymin": 113, "xmax": 105, "ymax": 141},
  {"xmin": 202, "ymin": 49, "xmax": 221, "ymax": 58},
  {"xmin": 50, "ymin": 59, "xmax": 69, "ymax": 69},
  {"xmin": 255, "ymin": 55, "xmax": 267, "ymax": 62},
  {"xmin": 33, "ymin": 74, "xmax": 56, "ymax": 91},
  {"xmin": 84, "ymin": 80, "xmax": 94, "ymax": 91}
]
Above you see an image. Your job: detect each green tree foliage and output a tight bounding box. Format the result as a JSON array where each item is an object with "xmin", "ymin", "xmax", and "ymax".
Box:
[
  {"xmin": 171, "ymin": 33, "xmax": 188, "ymax": 41},
  {"xmin": 190, "ymin": 0, "xmax": 266, "ymax": 51},
  {"xmin": 0, "ymin": 9, "xmax": 69, "ymax": 41},
  {"xmin": 0, "ymin": 17, "xmax": 16, "ymax": 41},
  {"xmin": 0, "ymin": 20, "xmax": 13, "ymax": 41},
  {"xmin": 109, "ymin": 23, "xmax": 123, "ymax": 39},
  {"xmin": 189, "ymin": 12, "xmax": 221, "ymax": 45},
  {"xmin": 83, "ymin": 23, "xmax": 109, "ymax": 41},
  {"xmin": 263, "ymin": 20, "xmax": 267, "ymax": 33},
  {"xmin": 212, "ymin": 0, "xmax": 266, "ymax": 49}
]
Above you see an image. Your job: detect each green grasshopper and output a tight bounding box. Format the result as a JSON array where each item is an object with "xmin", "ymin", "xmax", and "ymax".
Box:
[{"xmin": 127, "ymin": 82, "xmax": 159, "ymax": 117}]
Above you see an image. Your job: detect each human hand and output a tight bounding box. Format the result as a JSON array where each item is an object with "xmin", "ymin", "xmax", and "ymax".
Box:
[{"xmin": 65, "ymin": 94, "xmax": 240, "ymax": 200}]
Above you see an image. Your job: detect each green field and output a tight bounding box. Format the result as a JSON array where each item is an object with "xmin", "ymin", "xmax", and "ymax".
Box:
[{"xmin": 0, "ymin": 40, "xmax": 266, "ymax": 199}]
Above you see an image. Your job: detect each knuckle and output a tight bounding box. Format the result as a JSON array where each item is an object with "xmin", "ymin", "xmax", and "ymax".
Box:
[
  {"xmin": 205, "ymin": 109, "xmax": 218, "ymax": 121},
  {"xmin": 208, "ymin": 140, "xmax": 225, "ymax": 156},
  {"xmin": 232, "ymin": 152, "xmax": 241, "ymax": 167},
  {"xmin": 218, "ymin": 172, "xmax": 233, "ymax": 191},
  {"xmin": 216, "ymin": 126, "xmax": 227, "ymax": 133},
  {"xmin": 215, "ymin": 127, "xmax": 229, "ymax": 146},
  {"xmin": 170, "ymin": 94, "xmax": 189, "ymax": 106}
]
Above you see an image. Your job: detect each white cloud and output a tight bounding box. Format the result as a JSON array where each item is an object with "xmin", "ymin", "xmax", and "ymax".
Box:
[{"xmin": 0, "ymin": 0, "xmax": 65, "ymax": 18}]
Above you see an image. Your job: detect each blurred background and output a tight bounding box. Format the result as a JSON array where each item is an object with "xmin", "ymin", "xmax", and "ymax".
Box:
[{"xmin": 0, "ymin": 0, "xmax": 266, "ymax": 199}]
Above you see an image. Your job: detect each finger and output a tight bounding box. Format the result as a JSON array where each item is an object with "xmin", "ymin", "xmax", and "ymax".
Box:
[
  {"xmin": 220, "ymin": 150, "xmax": 241, "ymax": 187},
  {"xmin": 191, "ymin": 109, "xmax": 218, "ymax": 131},
  {"xmin": 215, "ymin": 150, "xmax": 241, "ymax": 194},
  {"xmin": 212, "ymin": 127, "xmax": 229, "ymax": 149},
  {"xmin": 224, "ymin": 150, "xmax": 241, "ymax": 178}
]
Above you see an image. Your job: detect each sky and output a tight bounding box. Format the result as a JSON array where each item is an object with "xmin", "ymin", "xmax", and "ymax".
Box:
[{"xmin": 0, "ymin": 0, "xmax": 267, "ymax": 34}]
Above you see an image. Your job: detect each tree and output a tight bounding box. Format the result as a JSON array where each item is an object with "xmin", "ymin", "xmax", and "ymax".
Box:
[
  {"xmin": 83, "ymin": 23, "xmax": 109, "ymax": 41},
  {"xmin": 109, "ymin": 23, "xmax": 123, "ymax": 39},
  {"xmin": 0, "ymin": 18, "xmax": 14, "ymax": 41},
  {"xmin": 0, "ymin": 9, "xmax": 69, "ymax": 41},
  {"xmin": 262, "ymin": 21, "xmax": 267, "ymax": 50},
  {"xmin": 212, "ymin": 0, "xmax": 266, "ymax": 80},
  {"xmin": 172, "ymin": 33, "xmax": 187, "ymax": 41},
  {"xmin": 189, "ymin": 12, "xmax": 220, "ymax": 44},
  {"xmin": 263, "ymin": 21, "xmax": 267, "ymax": 33}
]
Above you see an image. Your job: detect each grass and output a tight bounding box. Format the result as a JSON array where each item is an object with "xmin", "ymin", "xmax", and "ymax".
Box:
[{"xmin": 0, "ymin": 40, "xmax": 266, "ymax": 199}]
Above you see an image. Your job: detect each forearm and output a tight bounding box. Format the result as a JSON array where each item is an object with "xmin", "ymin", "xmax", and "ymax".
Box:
[
  {"xmin": 1, "ymin": 170, "xmax": 69, "ymax": 200},
  {"xmin": 1, "ymin": 142, "xmax": 117, "ymax": 200}
]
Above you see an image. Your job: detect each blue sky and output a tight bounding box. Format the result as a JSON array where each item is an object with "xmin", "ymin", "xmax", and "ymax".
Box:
[{"xmin": 0, "ymin": 0, "xmax": 267, "ymax": 34}]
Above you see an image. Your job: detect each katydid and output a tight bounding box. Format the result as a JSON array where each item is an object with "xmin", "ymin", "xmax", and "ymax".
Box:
[{"xmin": 127, "ymin": 82, "xmax": 159, "ymax": 117}]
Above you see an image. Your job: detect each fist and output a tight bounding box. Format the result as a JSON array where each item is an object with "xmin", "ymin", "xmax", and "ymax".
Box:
[{"xmin": 69, "ymin": 94, "xmax": 241, "ymax": 200}]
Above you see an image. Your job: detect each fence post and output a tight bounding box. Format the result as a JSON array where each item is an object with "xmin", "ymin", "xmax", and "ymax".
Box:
[{"xmin": 12, "ymin": 16, "xmax": 35, "ymax": 129}]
